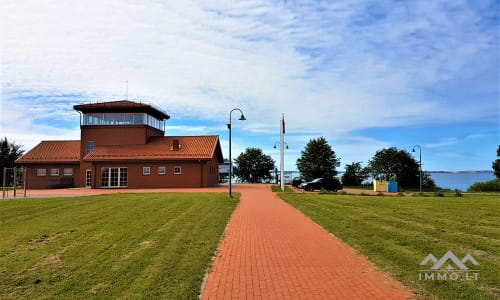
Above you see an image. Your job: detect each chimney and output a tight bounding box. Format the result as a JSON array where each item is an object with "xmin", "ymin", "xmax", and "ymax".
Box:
[{"xmin": 172, "ymin": 139, "xmax": 181, "ymax": 151}]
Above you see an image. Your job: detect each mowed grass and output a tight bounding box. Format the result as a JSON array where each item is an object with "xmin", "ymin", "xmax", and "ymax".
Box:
[
  {"xmin": 0, "ymin": 193, "xmax": 238, "ymax": 299},
  {"xmin": 279, "ymin": 193, "xmax": 499, "ymax": 300}
]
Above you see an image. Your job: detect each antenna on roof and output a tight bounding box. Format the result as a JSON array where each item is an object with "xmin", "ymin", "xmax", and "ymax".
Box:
[{"xmin": 125, "ymin": 80, "xmax": 128, "ymax": 100}]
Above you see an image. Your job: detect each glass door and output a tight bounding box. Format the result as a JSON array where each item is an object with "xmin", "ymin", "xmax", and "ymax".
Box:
[{"xmin": 85, "ymin": 170, "xmax": 92, "ymax": 188}]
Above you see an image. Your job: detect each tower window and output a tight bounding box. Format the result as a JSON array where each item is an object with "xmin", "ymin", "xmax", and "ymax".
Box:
[{"xmin": 86, "ymin": 141, "xmax": 94, "ymax": 154}]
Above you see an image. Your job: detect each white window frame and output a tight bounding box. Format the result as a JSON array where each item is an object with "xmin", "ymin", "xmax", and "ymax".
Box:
[
  {"xmin": 101, "ymin": 167, "xmax": 127, "ymax": 188},
  {"xmin": 174, "ymin": 166, "xmax": 182, "ymax": 175},
  {"xmin": 50, "ymin": 168, "xmax": 60, "ymax": 176},
  {"xmin": 158, "ymin": 166, "xmax": 166, "ymax": 175},
  {"xmin": 63, "ymin": 168, "xmax": 73, "ymax": 176},
  {"xmin": 143, "ymin": 167, "xmax": 151, "ymax": 175},
  {"xmin": 37, "ymin": 168, "xmax": 46, "ymax": 176}
]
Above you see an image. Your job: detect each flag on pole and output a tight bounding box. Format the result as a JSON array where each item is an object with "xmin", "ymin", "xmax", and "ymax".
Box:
[{"xmin": 281, "ymin": 114, "xmax": 285, "ymax": 134}]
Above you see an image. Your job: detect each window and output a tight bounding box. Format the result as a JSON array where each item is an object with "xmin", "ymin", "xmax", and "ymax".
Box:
[
  {"xmin": 174, "ymin": 166, "xmax": 182, "ymax": 175},
  {"xmin": 143, "ymin": 167, "xmax": 151, "ymax": 175},
  {"xmin": 86, "ymin": 141, "xmax": 94, "ymax": 154},
  {"xmin": 101, "ymin": 167, "xmax": 127, "ymax": 187},
  {"xmin": 110, "ymin": 168, "xmax": 119, "ymax": 186},
  {"xmin": 119, "ymin": 168, "xmax": 127, "ymax": 187},
  {"xmin": 81, "ymin": 112, "xmax": 164, "ymax": 131},
  {"xmin": 158, "ymin": 166, "xmax": 166, "ymax": 175},
  {"xmin": 37, "ymin": 168, "xmax": 46, "ymax": 176},
  {"xmin": 50, "ymin": 168, "xmax": 60, "ymax": 176},
  {"xmin": 64, "ymin": 168, "xmax": 73, "ymax": 176}
]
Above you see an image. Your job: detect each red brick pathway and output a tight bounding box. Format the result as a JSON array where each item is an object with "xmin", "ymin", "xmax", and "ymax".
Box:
[{"xmin": 201, "ymin": 184, "xmax": 412, "ymax": 299}]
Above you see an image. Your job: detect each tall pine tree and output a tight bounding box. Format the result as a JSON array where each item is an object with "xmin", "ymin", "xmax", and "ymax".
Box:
[
  {"xmin": 296, "ymin": 137, "xmax": 340, "ymax": 181},
  {"xmin": 0, "ymin": 137, "xmax": 25, "ymax": 185}
]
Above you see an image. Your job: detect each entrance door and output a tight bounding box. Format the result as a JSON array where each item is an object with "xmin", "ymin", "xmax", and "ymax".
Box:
[{"xmin": 85, "ymin": 170, "xmax": 92, "ymax": 188}]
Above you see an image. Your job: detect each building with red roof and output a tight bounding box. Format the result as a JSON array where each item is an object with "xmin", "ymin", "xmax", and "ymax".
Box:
[{"xmin": 16, "ymin": 100, "xmax": 223, "ymax": 189}]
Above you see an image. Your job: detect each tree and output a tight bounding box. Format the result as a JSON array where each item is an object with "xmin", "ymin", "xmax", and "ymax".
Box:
[
  {"xmin": 233, "ymin": 147, "xmax": 275, "ymax": 183},
  {"xmin": 0, "ymin": 137, "xmax": 25, "ymax": 185},
  {"xmin": 493, "ymin": 145, "xmax": 500, "ymax": 178},
  {"xmin": 341, "ymin": 162, "xmax": 369, "ymax": 186},
  {"xmin": 296, "ymin": 137, "xmax": 340, "ymax": 181},
  {"xmin": 421, "ymin": 171, "xmax": 437, "ymax": 190},
  {"xmin": 367, "ymin": 147, "xmax": 435, "ymax": 189}
]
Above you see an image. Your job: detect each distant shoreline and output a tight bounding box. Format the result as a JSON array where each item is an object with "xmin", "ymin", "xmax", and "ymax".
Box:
[
  {"xmin": 295, "ymin": 170, "xmax": 496, "ymax": 175},
  {"xmin": 428, "ymin": 170, "xmax": 494, "ymax": 174}
]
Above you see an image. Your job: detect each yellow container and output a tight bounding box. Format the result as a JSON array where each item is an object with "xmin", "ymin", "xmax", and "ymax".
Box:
[{"xmin": 373, "ymin": 180, "xmax": 387, "ymax": 192}]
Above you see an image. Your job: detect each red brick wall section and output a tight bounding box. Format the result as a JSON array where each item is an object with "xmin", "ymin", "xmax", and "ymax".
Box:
[
  {"xmin": 78, "ymin": 161, "xmax": 94, "ymax": 188},
  {"xmin": 80, "ymin": 125, "xmax": 164, "ymax": 159},
  {"xmin": 23, "ymin": 160, "xmax": 220, "ymax": 189},
  {"xmin": 206, "ymin": 157, "xmax": 220, "ymax": 186},
  {"xmin": 92, "ymin": 161, "xmax": 219, "ymax": 189},
  {"xmin": 23, "ymin": 164, "xmax": 80, "ymax": 189}
]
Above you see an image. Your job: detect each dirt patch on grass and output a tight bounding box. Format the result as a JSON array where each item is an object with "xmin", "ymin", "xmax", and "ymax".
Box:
[
  {"xmin": 90, "ymin": 283, "xmax": 109, "ymax": 294},
  {"xmin": 139, "ymin": 240, "xmax": 153, "ymax": 248},
  {"xmin": 120, "ymin": 240, "xmax": 154, "ymax": 261},
  {"xmin": 38, "ymin": 254, "xmax": 63, "ymax": 268}
]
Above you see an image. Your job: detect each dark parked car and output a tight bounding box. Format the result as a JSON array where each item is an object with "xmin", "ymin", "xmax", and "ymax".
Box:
[
  {"xmin": 291, "ymin": 177, "xmax": 305, "ymax": 188},
  {"xmin": 302, "ymin": 178, "xmax": 343, "ymax": 192}
]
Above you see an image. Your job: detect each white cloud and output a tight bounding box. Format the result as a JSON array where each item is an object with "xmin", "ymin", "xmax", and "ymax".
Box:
[
  {"xmin": 424, "ymin": 138, "xmax": 460, "ymax": 149},
  {"xmin": 1, "ymin": 0, "xmax": 497, "ymax": 169}
]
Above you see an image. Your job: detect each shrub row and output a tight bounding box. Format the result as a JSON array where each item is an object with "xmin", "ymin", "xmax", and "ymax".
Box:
[{"xmin": 467, "ymin": 178, "xmax": 500, "ymax": 192}]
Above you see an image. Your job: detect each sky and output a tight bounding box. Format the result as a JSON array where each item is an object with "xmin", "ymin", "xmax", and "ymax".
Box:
[{"xmin": 0, "ymin": 0, "xmax": 498, "ymax": 172}]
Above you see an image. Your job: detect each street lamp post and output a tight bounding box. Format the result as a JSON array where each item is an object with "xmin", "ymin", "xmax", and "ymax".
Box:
[
  {"xmin": 412, "ymin": 145, "xmax": 422, "ymax": 193},
  {"xmin": 228, "ymin": 108, "xmax": 246, "ymax": 198}
]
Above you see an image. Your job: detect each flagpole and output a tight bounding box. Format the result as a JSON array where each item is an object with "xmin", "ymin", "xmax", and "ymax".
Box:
[{"xmin": 280, "ymin": 113, "xmax": 285, "ymax": 192}]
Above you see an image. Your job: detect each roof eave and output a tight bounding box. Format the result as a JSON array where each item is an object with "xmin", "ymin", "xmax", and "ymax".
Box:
[
  {"xmin": 83, "ymin": 157, "xmax": 213, "ymax": 162},
  {"xmin": 73, "ymin": 100, "xmax": 170, "ymax": 120},
  {"xmin": 16, "ymin": 160, "xmax": 80, "ymax": 164}
]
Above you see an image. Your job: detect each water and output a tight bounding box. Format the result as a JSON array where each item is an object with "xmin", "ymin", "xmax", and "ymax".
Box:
[
  {"xmin": 285, "ymin": 171, "xmax": 496, "ymax": 191},
  {"xmin": 429, "ymin": 171, "xmax": 496, "ymax": 191}
]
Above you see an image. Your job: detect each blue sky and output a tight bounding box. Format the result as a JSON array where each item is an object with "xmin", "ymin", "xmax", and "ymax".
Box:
[{"xmin": 1, "ymin": 0, "xmax": 498, "ymax": 172}]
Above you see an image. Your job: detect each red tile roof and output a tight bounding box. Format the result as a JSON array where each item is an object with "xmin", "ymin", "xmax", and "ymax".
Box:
[
  {"xmin": 83, "ymin": 136, "xmax": 223, "ymax": 162},
  {"xmin": 74, "ymin": 100, "xmax": 170, "ymax": 120},
  {"xmin": 16, "ymin": 141, "xmax": 80, "ymax": 164}
]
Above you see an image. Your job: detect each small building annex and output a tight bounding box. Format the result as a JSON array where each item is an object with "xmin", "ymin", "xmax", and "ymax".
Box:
[{"xmin": 16, "ymin": 100, "xmax": 223, "ymax": 189}]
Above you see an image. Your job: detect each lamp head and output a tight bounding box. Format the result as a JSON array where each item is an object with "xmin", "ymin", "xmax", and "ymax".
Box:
[
  {"xmin": 412, "ymin": 148, "xmax": 415, "ymax": 152},
  {"xmin": 273, "ymin": 145, "xmax": 277, "ymax": 149},
  {"xmin": 239, "ymin": 114, "xmax": 246, "ymax": 121}
]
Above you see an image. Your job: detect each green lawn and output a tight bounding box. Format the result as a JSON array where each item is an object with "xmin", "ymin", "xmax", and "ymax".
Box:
[
  {"xmin": 271, "ymin": 185, "xmax": 294, "ymax": 192},
  {"xmin": 279, "ymin": 193, "xmax": 499, "ymax": 300},
  {"xmin": 0, "ymin": 193, "xmax": 238, "ymax": 299}
]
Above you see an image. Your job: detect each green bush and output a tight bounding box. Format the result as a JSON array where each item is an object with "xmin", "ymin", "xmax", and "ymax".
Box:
[
  {"xmin": 467, "ymin": 179, "xmax": 500, "ymax": 192},
  {"xmin": 434, "ymin": 191, "xmax": 445, "ymax": 197},
  {"xmin": 454, "ymin": 189, "xmax": 463, "ymax": 197},
  {"xmin": 412, "ymin": 192, "xmax": 428, "ymax": 197}
]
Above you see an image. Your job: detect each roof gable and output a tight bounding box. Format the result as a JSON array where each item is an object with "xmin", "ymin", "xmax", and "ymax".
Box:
[{"xmin": 16, "ymin": 141, "xmax": 80, "ymax": 164}]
